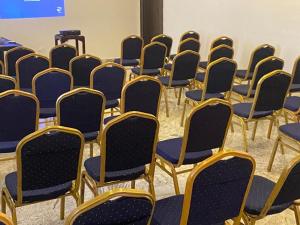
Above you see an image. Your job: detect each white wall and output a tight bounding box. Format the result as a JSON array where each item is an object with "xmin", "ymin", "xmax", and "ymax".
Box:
[
  {"xmin": 164, "ymin": 0, "xmax": 300, "ymax": 71},
  {"xmin": 0, "ymin": 0, "xmax": 140, "ymax": 58}
]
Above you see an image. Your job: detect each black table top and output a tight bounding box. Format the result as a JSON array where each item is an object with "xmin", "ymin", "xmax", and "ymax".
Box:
[{"xmin": 0, "ymin": 37, "xmax": 21, "ymax": 51}]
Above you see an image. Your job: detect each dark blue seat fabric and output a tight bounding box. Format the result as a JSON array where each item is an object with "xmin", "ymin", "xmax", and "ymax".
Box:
[
  {"xmin": 284, "ymin": 96, "xmax": 300, "ymax": 112},
  {"xmin": 185, "ymin": 90, "xmax": 224, "ymax": 101},
  {"xmin": 164, "ymin": 63, "xmax": 172, "ymax": 71},
  {"xmin": 290, "ymin": 84, "xmax": 300, "ymax": 93},
  {"xmin": 84, "ymin": 156, "xmax": 145, "ymax": 182},
  {"xmin": 50, "ymin": 46, "xmax": 76, "ymax": 71},
  {"xmin": 0, "ymin": 79, "xmax": 15, "ymax": 93},
  {"xmin": 20, "ymin": 88, "xmax": 32, "ymax": 93},
  {"xmin": 5, "ymin": 172, "xmax": 72, "ymax": 203},
  {"xmin": 131, "ymin": 67, "xmax": 160, "ymax": 76},
  {"xmin": 199, "ymin": 61, "xmax": 208, "ymax": 69},
  {"xmin": 235, "ymin": 70, "xmax": 253, "ymax": 79},
  {"xmin": 6, "ymin": 48, "xmax": 34, "ymax": 77},
  {"xmin": 158, "ymin": 76, "xmax": 189, "ymax": 87},
  {"xmin": 84, "ymin": 131, "xmax": 98, "ymax": 142},
  {"xmin": 105, "ymin": 99, "xmax": 119, "ymax": 109},
  {"xmin": 233, "ymin": 103, "xmax": 273, "ymax": 119},
  {"xmin": 195, "ymin": 72, "xmax": 205, "ymax": 82},
  {"xmin": 245, "ymin": 176, "xmax": 293, "ymax": 216},
  {"xmin": 232, "ymin": 85, "xmax": 255, "ymax": 97},
  {"xmin": 114, "ymin": 58, "xmax": 139, "ymax": 67},
  {"xmin": 39, "ymin": 108, "xmax": 56, "ymax": 118},
  {"xmin": 104, "ymin": 116, "xmax": 118, "ymax": 124},
  {"xmin": 0, "ymin": 141, "xmax": 18, "ymax": 153},
  {"xmin": 151, "ymin": 195, "xmax": 184, "ymax": 225},
  {"xmin": 279, "ymin": 123, "xmax": 300, "ymax": 141},
  {"xmin": 157, "ymin": 138, "xmax": 212, "ymax": 164}
]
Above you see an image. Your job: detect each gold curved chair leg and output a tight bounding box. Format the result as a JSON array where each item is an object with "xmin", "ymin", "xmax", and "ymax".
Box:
[
  {"xmin": 240, "ymin": 119, "xmax": 248, "ymax": 152},
  {"xmin": 267, "ymin": 136, "xmax": 280, "ymax": 172},
  {"xmin": 181, "ymin": 99, "xmax": 187, "ymax": 127},
  {"xmin": 177, "ymin": 88, "xmax": 182, "ymax": 105},
  {"xmin": 148, "ymin": 177, "xmax": 156, "ymax": 200},
  {"xmin": 284, "ymin": 111, "xmax": 289, "ymax": 124},
  {"xmin": 251, "ymin": 121, "xmax": 258, "ymax": 141},
  {"xmin": 267, "ymin": 118, "xmax": 274, "ymax": 139},
  {"xmin": 89, "ymin": 143, "xmax": 94, "ymax": 157},
  {"xmin": 293, "ymin": 204, "xmax": 300, "ymax": 225},
  {"xmin": 60, "ymin": 196, "xmax": 65, "ymax": 220},
  {"xmin": 131, "ymin": 180, "xmax": 136, "ymax": 188},
  {"xmin": 230, "ymin": 122, "xmax": 234, "ymax": 133},
  {"xmin": 80, "ymin": 174, "xmax": 85, "ymax": 204},
  {"xmin": 170, "ymin": 166, "xmax": 180, "ymax": 195},
  {"xmin": 163, "ymin": 88, "xmax": 169, "ymax": 117},
  {"xmin": 1, "ymin": 192, "xmax": 6, "ymax": 213}
]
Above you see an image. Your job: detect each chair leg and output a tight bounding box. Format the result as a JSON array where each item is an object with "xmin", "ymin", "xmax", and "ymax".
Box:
[
  {"xmin": 293, "ymin": 204, "xmax": 300, "ymax": 225},
  {"xmin": 240, "ymin": 119, "xmax": 248, "ymax": 152},
  {"xmin": 267, "ymin": 136, "xmax": 280, "ymax": 172},
  {"xmin": 280, "ymin": 142, "xmax": 285, "ymax": 155},
  {"xmin": 181, "ymin": 99, "xmax": 188, "ymax": 127},
  {"xmin": 131, "ymin": 180, "xmax": 136, "ymax": 189},
  {"xmin": 163, "ymin": 88, "xmax": 169, "ymax": 117},
  {"xmin": 251, "ymin": 121, "xmax": 258, "ymax": 141},
  {"xmin": 148, "ymin": 177, "xmax": 156, "ymax": 200},
  {"xmin": 11, "ymin": 207, "xmax": 17, "ymax": 225},
  {"xmin": 110, "ymin": 108, "xmax": 114, "ymax": 116},
  {"xmin": 177, "ymin": 88, "xmax": 182, "ymax": 105},
  {"xmin": 60, "ymin": 196, "xmax": 65, "ymax": 220},
  {"xmin": 230, "ymin": 122, "xmax": 234, "ymax": 133},
  {"xmin": 284, "ymin": 111, "xmax": 289, "ymax": 124},
  {"xmin": 80, "ymin": 174, "xmax": 85, "ymax": 204},
  {"xmin": 174, "ymin": 88, "xmax": 177, "ymax": 98},
  {"xmin": 89, "ymin": 143, "xmax": 94, "ymax": 157},
  {"xmin": 267, "ymin": 118, "xmax": 274, "ymax": 139},
  {"xmin": 170, "ymin": 166, "xmax": 180, "ymax": 195}
]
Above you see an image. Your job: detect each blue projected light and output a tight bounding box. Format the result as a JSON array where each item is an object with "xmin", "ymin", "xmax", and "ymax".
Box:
[{"xmin": 0, "ymin": 0, "xmax": 65, "ymax": 19}]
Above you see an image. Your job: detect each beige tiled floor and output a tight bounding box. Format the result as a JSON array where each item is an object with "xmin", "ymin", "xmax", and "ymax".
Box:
[{"xmin": 0, "ymin": 87, "xmax": 299, "ymax": 225}]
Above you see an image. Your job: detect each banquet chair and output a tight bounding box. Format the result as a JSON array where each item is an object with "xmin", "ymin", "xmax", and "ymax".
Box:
[
  {"xmin": 235, "ymin": 44, "xmax": 275, "ymax": 82},
  {"xmin": 81, "ymin": 112, "xmax": 159, "ymax": 202},
  {"xmin": 0, "ymin": 213, "xmax": 13, "ymax": 225},
  {"xmin": 244, "ymin": 155, "xmax": 300, "ymax": 225},
  {"xmin": 70, "ymin": 54, "xmax": 102, "ymax": 88},
  {"xmin": 0, "ymin": 90, "xmax": 39, "ymax": 161},
  {"xmin": 114, "ymin": 35, "xmax": 144, "ymax": 67},
  {"xmin": 16, "ymin": 53, "xmax": 49, "ymax": 92},
  {"xmin": 5, "ymin": 47, "xmax": 34, "ymax": 77},
  {"xmin": 65, "ymin": 189, "xmax": 154, "ymax": 225},
  {"xmin": 211, "ymin": 35, "xmax": 234, "ymax": 49},
  {"xmin": 232, "ymin": 56, "xmax": 284, "ymax": 102},
  {"xmin": 1, "ymin": 126, "xmax": 84, "ymax": 224},
  {"xmin": 151, "ymin": 34, "xmax": 173, "ymax": 59},
  {"xmin": 152, "ymin": 151, "xmax": 255, "ymax": 225},
  {"xmin": 0, "ymin": 75, "xmax": 16, "ymax": 93},
  {"xmin": 233, "ymin": 70, "xmax": 292, "ymax": 152},
  {"xmin": 168, "ymin": 38, "xmax": 200, "ymax": 62},
  {"xmin": 90, "ymin": 62, "xmax": 126, "ymax": 114},
  {"xmin": 0, "ymin": 60, "xmax": 4, "ymax": 74},
  {"xmin": 50, "ymin": 44, "xmax": 77, "ymax": 70},
  {"xmin": 56, "ymin": 88, "xmax": 105, "ymax": 157},
  {"xmin": 180, "ymin": 30, "xmax": 200, "ymax": 42},
  {"xmin": 32, "ymin": 68, "xmax": 73, "ymax": 122},
  {"xmin": 156, "ymin": 99, "xmax": 233, "ymax": 194},
  {"xmin": 182, "ymin": 58, "xmax": 237, "ymax": 126},
  {"xmin": 289, "ymin": 56, "xmax": 300, "ymax": 93}
]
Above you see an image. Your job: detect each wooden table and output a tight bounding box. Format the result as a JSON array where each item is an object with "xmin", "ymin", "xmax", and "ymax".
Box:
[
  {"xmin": 55, "ymin": 34, "xmax": 86, "ymax": 55},
  {"xmin": 0, "ymin": 37, "xmax": 21, "ymax": 62}
]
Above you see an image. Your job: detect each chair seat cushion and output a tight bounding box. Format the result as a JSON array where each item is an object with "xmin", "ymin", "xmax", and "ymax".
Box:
[
  {"xmin": 195, "ymin": 72, "xmax": 205, "ymax": 82},
  {"xmin": 157, "ymin": 138, "xmax": 212, "ymax": 165},
  {"xmin": 114, "ymin": 58, "xmax": 139, "ymax": 67},
  {"xmin": 290, "ymin": 84, "xmax": 300, "ymax": 93},
  {"xmin": 84, "ymin": 156, "xmax": 145, "ymax": 182},
  {"xmin": 105, "ymin": 99, "xmax": 119, "ymax": 109},
  {"xmin": 40, "ymin": 108, "xmax": 56, "ymax": 119},
  {"xmin": 233, "ymin": 103, "xmax": 273, "ymax": 119},
  {"xmin": 232, "ymin": 85, "xmax": 255, "ymax": 97},
  {"xmin": 185, "ymin": 90, "xmax": 224, "ymax": 102},
  {"xmin": 104, "ymin": 115, "xmax": 118, "ymax": 124},
  {"xmin": 0, "ymin": 141, "xmax": 18, "ymax": 153},
  {"xmin": 245, "ymin": 176, "xmax": 293, "ymax": 216},
  {"xmin": 284, "ymin": 96, "xmax": 300, "ymax": 112},
  {"xmin": 198, "ymin": 61, "xmax": 208, "ymax": 69},
  {"xmin": 158, "ymin": 76, "xmax": 189, "ymax": 87},
  {"xmin": 151, "ymin": 195, "xmax": 184, "ymax": 225},
  {"xmin": 131, "ymin": 67, "xmax": 160, "ymax": 76},
  {"xmin": 5, "ymin": 172, "xmax": 72, "ymax": 203},
  {"xmin": 279, "ymin": 123, "xmax": 300, "ymax": 141},
  {"xmin": 84, "ymin": 131, "xmax": 98, "ymax": 142},
  {"xmin": 235, "ymin": 70, "xmax": 253, "ymax": 80},
  {"xmin": 164, "ymin": 63, "xmax": 172, "ymax": 71}
]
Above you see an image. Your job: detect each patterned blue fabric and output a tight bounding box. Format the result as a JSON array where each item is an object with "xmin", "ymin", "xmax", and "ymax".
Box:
[
  {"xmin": 0, "ymin": 78, "xmax": 15, "ymax": 93},
  {"xmin": 249, "ymin": 46, "xmax": 275, "ymax": 73},
  {"xmin": 235, "ymin": 70, "xmax": 253, "ymax": 79},
  {"xmin": 195, "ymin": 72, "xmax": 205, "ymax": 82},
  {"xmin": 290, "ymin": 84, "xmax": 300, "ymax": 93},
  {"xmin": 6, "ymin": 48, "xmax": 34, "ymax": 77},
  {"xmin": 185, "ymin": 90, "xmax": 224, "ymax": 101},
  {"xmin": 279, "ymin": 123, "xmax": 300, "ymax": 141},
  {"xmin": 131, "ymin": 67, "xmax": 160, "ymax": 76},
  {"xmin": 284, "ymin": 96, "xmax": 300, "ymax": 112},
  {"xmin": 232, "ymin": 84, "xmax": 255, "ymax": 97},
  {"xmin": 51, "ymin": 46, "xmax": 76, "ymax": 70},
  {"xmin": 233, "ymin": 103, "xmax": 272, "ymax": 119},
  {"xmin": 159, "ymin": 76, "xmax": 189, "ymax": 87},
  {"xmin": 114, "ymin": 58, "xmax": 139, "ymax": 67},
  {"xmin": 143, "ymin": 44, "xmax": 166, "ymax": 70}
]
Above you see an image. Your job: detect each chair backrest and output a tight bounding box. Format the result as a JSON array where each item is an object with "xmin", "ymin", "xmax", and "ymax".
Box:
[
  {"xmin": 90, "ymin": 63, "xmax": 126, "ymax": 101},
  {"xmin": 178, "ymin": 38, "xmax": 200, "ymax": 54},
  {"xmin": 70, "ymin": 54, "xmax": 102, "ymax": 87},
  {"xmin": 141, "ymin": 42, "xmax": 167, "ymax": 70},
  {"xmin": 151, "ymin": 34, "xmax": 173, "ymax": 57},
  {"xmin": 121, "ymin": 76, "xmax": 162, "ymax": 116},
  {"xmin": 203, "ymin": 58, "xmax": 237, "ymax": 98},
  {"xmin": 0, "ymin": 90, "xmax": 38, "ymax": 147},
  {"xmin": 251, "ymin": 70, "xmax": 292, "ymax": 116},
  {"xmin": 208, "ymin": 45, "xmax": 234, "ymax": 63},
  {"xmin": 121, "ymin": 35, "xmax": 144, "ymax": 61},
  {"xmin": 211, "ymin": 36, "xmax": 234, "ymax": 49},
  {"xmin": 292, "ymin": 56, "xmax": 300, "ymax": 85},
  {"xmin": 0, "ymin": 212, "xmax": 13, "ymax": 225},
  {"xmin": 99, "ymin": 112, "xmax": 159, "ymax": 183},
  {"xmin": 57, "ymin": 88, "xmax": 106, "ymax": 134},
  {"xmin": 5, "ymin": 46, "xmax": 34, "ymax": 77},
  {"xmin": 0, "ymin": 61, "xmax": 4, "ymax": 74},
  {"xmin": 32, "ymin": 68, "xmax": 73, "ymax": 109},
  {"xmin": 16, "ymin": 53, "xmax": 50, "ymax": 90},
  {"xmin": 50, "ymin": 44, "xmax": 77, "ymax": 70},
  {"xmin": 171, "ymin": 50, "xmax": 200, "ymax": 82},
  {"xmin": 250, "ymin": 56, "xmax": 284, "ymax": 92},
  {"xmin": 178, "ymin": 99, "xmax": 233, "ymax": 166},
  {"xmin": 180, "ymin": 31, "xmax": 200, "ymax": 42},
  {"xmin": 65, "ymin": 189, "xmax": 154, "ymax": 225},
  {"xmin": 0, "ymin": 75, "xmax": 16, "ymax": 93},
  {"xmin": 16, "ymin": 126, "xmax": 84, "ymax": 204},
  {"xmin": 180, "ymin": 151, "xmax": 255, "ymax": 225}
]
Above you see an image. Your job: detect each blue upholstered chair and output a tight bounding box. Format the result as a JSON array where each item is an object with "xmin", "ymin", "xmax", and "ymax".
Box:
[
  {"xmin": 151, "ymin": 34, "xmax": 173, "ymax": 59},
  {"xmin": 5, "ymin": 46, "xmax": 34, "ymax": 77},
  {"xmin": 56, "ymin": 88, "xmax": 105, "ymax": 157},
  {"xmin": 65, "ymin": 189, "xmax": 155, "ymax": 225},
  {"xmin": 244, "ymin": 155, "xmax": 300, "ymax": 225},
  {"xmin": 233, "ymin": 70, "xmax": 292, "ymax": 152},
  {"xmin": 131, "ymin": 42, "xmax": 167, "ymax": 78},
  {"xmin": 159, "ymin": 50, "xmax": 200, "ymax": 117},
  {"xmin": 0, "ymin": 60, "xmax": 4, "ymax": 74},
  {"xmin": 0, "ymin": 75, "xmax": 16, "ymax": 93},
  {"xmin": 156, "ymin": 99, "xmax": 233, "ymax": 194},
  {"xmin": 232, "ymin": 56, "xmax": 284, "ymax": 102},
  {"xmin": 283, "ymin": 96, "xmax": 300, "ymax": 123},
  {"xmin": 50, "ymin": 44, "xmax": 77, "ymax": 71},
  {"xmin": 1, "ymin": 126, "xmax": 84, "ymax": 224},
  {"xmin": 182, "ymin": 58, "xmax": 236, "ymax": 126},
  {"xmin": 16, "ymin": 53, "xmax": 50, "ymax": 92},
  {"xmin": 180, "ymin": 30, "xmax": 200, "ymax": 42},
  {"xmin": 90, "ymin": 62, "xmax": 126, "ymax": 114},
  {"xmin": 289, "ymin": 56, "xmax": 300, "ymax": 93},
  {"xmin": 0, "ymin": 213, "xmax": 13, "ymax": 225},
  {"xmin": 32, "ymin": 68, "xmax": 73, "ymax": 121},
  {"xmin": 0, "ymin": 90, "xmax": 39, "ymax": 161},
  {"xmin": 81, "ymin": 112, "xmax": 159, "ymax": 202},
  {"xmin": 70, "ymin": 54, "xmax": 102, "ymax": 88},
  {"xmin": 168, "ymin": 38, "xmax": 200, "ymax": 62},
  {"xmin": 211, "ymin": 35, "xmax": 234, "ymax": 49},
  {"xmin": 235, "ymin": 44, "xmax": 275, "ymax": 82},
  {"xmin": 152, "ymin": 151, "xmax": 255, "ymax": 225},
  {"xmin": 114, "ymin": 35, "xmax": 144, "ymax": 67}
]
